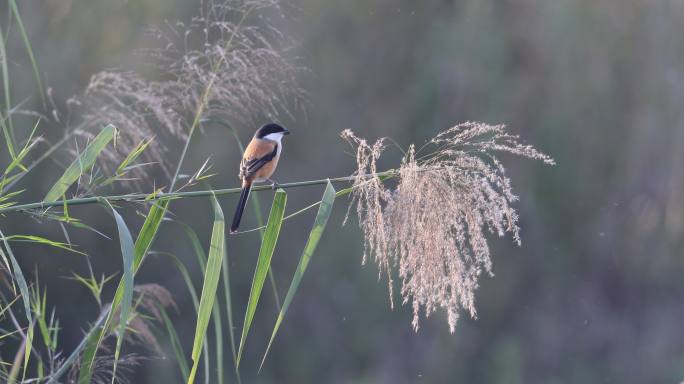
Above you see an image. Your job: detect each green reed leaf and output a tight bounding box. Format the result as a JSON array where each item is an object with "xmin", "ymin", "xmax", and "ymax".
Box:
[
  {"xmin": 159, "ymin": 251, "xmax": 209, "ymax": 384},
  {"xmin": 2, "ymin": 235, "xmax": 84, "ymax": 255},
  {"xmin": 188, "ymin": 193, "xmax": 225, "ymax": 384},
  {"xmin": 221, "ymin": 229, "xmax": 241, "ymax": 383},
  {"xmin": 236, "ymin": 189, "xmax": 286, "ymax": 367},
  {"xmin": 44, "ymin": 124, "xmax": 115, "ymax": 202},
  {"xmin": 159, "ymin": 305, "xmax": 190, "ymax": 380},
  {"xmin": 0, "ymin": 24, "xmax": 16, "ymax": 158},
  {"xmin": 259, "ymin": 181, "xmax": 336, "ymax": 371},
  {"xmin": 108, "ymin": 206, "xmax": 135, "ymax": 384}
]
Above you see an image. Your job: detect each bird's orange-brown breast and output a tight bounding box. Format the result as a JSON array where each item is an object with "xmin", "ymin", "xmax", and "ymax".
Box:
[{"xmin": 240, "ymin": 138, "xmax": 279, "ymax": 182}]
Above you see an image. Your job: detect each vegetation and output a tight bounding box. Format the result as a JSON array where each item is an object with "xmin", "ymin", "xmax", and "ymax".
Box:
[{"xmin": 0, "ymin": 1, "xmax": 552, "ymax": 383}]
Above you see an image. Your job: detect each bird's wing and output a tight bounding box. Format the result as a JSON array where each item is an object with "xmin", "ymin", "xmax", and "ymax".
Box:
[{"xmin": 240, "ymin": 139, "xmax": 278, "ymax": 179}]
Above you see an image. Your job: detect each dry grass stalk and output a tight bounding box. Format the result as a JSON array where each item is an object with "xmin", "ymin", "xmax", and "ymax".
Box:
[{"xmin": 342, "ymin": 122, "xmax": 554, "ymax": 332}]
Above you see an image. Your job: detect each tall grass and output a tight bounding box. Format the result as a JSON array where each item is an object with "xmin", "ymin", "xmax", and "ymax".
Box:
[
  {"xmin": 0, "ymin": 1, "xmax": 552, "ymax": 383},
  {"xmin": 0, "ymin": 1, "xmax": 339, "ymax": 382}
]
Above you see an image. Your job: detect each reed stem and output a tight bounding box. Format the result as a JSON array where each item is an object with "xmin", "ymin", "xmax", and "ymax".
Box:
[{"xmin": 0, "ymin": 171, "xmax": 399, "ymax": 214}]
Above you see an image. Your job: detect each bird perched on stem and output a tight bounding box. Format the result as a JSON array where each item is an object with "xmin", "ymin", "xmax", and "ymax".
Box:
[{"xmin": 230, "ymin": 123, "xmax": 290, "ymax": 233}]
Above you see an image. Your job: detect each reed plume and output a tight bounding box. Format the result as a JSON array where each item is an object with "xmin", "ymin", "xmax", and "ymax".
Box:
[
  {"xmin": 342, "ymin": 122, "xmax": 554, "ymax": 332},
  {"xmin": 69, "ymin": 0, "xmax": 302, "ymax": 182}
]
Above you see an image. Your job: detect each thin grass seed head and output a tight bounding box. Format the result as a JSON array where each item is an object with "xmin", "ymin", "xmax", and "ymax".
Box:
[{"xmin": 342, "ymin": 123, "xmax": 553, "ymax": 333}]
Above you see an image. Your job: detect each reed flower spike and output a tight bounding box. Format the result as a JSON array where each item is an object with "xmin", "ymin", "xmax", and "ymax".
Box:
[{"xmin": 342, "ymin": 122, "xmax": 554, "ymax": 332}]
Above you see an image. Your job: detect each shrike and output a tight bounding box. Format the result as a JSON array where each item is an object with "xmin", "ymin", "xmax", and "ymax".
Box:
[{"xmin": 230, "ymin": 123, "xmax": 290, "ymax": 233}]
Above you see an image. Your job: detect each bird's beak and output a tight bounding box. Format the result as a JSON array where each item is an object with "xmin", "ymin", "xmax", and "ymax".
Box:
[{"xmin": 283, "ymin": 128, "xmax": 291, "ymax": 135}]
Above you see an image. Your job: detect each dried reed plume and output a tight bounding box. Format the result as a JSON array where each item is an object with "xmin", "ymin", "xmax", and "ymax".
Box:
[
  {"xmin": 127, "ymin": 284, "xmax": 178, "ymax": 353},
  {"xmin": 69, "ymin": 0, "xmax": 302, "ymax": 181},
  {"xmin": 342, "ymin": 123, "xmax": 554, "ymax": 333}
]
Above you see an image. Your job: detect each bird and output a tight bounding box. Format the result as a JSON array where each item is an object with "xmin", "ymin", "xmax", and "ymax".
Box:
[{"xmin": 230, "ymin": 123, "xmax": 290, "ymax": 233}]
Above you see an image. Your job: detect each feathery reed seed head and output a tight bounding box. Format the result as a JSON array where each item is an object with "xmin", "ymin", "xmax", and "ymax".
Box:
[
  {"xmin": 342, "ymin": 123, "xmax": 553, "ymax": 332},
  {"xmin": 72, "ymin": 0, "xmax": 302, "ymax": 182},
  {"xmin": 127, "ymin": 284, "xmax": 177, "ymax": 353}
]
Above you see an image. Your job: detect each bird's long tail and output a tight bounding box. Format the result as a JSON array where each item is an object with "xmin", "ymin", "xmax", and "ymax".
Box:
[{"xmin": 231, "ymin": 181, "xmax": 252, "ymax": 233}]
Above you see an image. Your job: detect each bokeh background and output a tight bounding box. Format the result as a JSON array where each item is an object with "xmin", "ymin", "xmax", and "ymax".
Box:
[{"xmin": 3, "ymin": 0, "xmax": 684, "ymax": 382}]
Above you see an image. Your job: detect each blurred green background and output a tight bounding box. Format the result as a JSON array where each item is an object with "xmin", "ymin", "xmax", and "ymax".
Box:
[{"xmin": 3, "ymin": 0, "xmax": 684, "ymax": 382}]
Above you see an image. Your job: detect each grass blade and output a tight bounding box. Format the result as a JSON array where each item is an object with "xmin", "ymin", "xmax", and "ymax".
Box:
[
  {"xmin": 4, "ymin": 131, "xmax": 74, "ymax": 192},
  {"xmin": 44, "ymin": 124, "xmax": 115, "ymax": 202},
  {"xmin": 0, "ymin": 24, "xmax": 16, "ymax": 157},
  {"xmin": 8, "ymin": 0, "xmax": 45, "ymax": 104},
  {"xmin": 72, "ymin": 318, "xmax": 105, "ymax": 384},
  {"xmin": 158, "ymin": 251, "xmax": 209, "ymax": 383},
  {"xmin": 159, "ymin": 305, "xmax": 189, "ymax": 380},
  {"xmin": 7, "ymin": 322, "xmax": 32, "ymax": 384},
  {"xmin": 22, "ymin": 323, "xmax": 33, "ymax": 381},
  {"xmin": 212, "ymin": 292, "xmax": 224, "ymax": 384},
  {"xmin": 0, "ymin": 230, "xmax": 31, "ymax": 324},
  {"xmin": 4, "ymin": 119, "xmax": 40, "ymax": 177},
  {"xmin": 0, "ymin": 295, "xmax": 19, "ymax": 319},
  {"xmin": 259, "ymin": 181, "xmax": 336, "ymax": 371},
  {"xmin": 2, "ymin": 234, "xmax": 84, "ymax": 255},
  {"xmin": 188, "ymin": 193, "xmax": 225, "ymax": 384},
  {"xmin": 177, "ymin": 222, "xmax": 208, "ymax": 269},
  {"xmin": 245, "ymin": 186, "xmax": 283, "ymax": 313},
  {"xmin": 177, "ymin": 221, "xmax": 218, "ymax": 384},
  {"xmin": 221, "ymin": 230, "xmax": 241, "ymax": 383},
  {"xmin": 31, "ymin": 286, "xmax": 52, "ymax": 352},
  {"xmin": 108, "ymin": 205, "xmax": 136, "ymax": 384},
  {"xmin": 236, "ymin": 189, "xmax": 287, "ymax": 367},
  {"xmin": 134, "ymin": 201, "xmax": 168, "ymax": 270}
]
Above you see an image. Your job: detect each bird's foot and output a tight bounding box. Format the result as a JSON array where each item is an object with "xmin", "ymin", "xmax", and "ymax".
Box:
[{"xmin": 267, "ymin": 179, "xmax": 279, "ymax": 190}]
